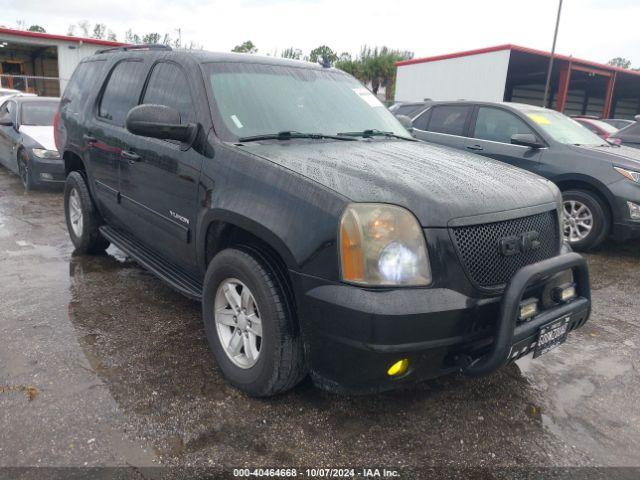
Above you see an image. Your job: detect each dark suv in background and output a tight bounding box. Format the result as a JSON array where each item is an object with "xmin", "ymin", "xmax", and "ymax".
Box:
[
  {"xmin": 56, "ymin": 46, "xmax": 590, "ymax": 396},
  {"xmin": 399, "ymin": 101, "xmax": 640, "ymax": 249}
]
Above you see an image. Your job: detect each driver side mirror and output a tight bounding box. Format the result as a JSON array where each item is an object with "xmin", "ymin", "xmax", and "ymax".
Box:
[
  {"xmin": 125, "ymin": 104, "xmax": 195, "ymax": 143},
  {"xmin": 395, "ymin": 114, "xmax": 414, "ymax": 133},
  {"xmin": 511, "ymin": 133, "xmax": 545, "ymax": 149}
]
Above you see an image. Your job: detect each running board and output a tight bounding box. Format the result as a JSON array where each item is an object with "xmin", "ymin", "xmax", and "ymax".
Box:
[{"xmin": 100, "ymin": 226, "xmax": 203, "ymax": 300}]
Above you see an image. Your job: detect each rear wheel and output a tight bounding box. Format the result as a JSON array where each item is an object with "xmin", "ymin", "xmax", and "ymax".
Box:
[
  {"xmin": 17, "ymin": 148, "xmax": 36, "ymax": 191},
  {"xmin": 562, "ymin": 189, "xmax": 608, "ymax": 250},
  {"xmin": 202, "ymin": 248, "xmax": 306, "ymax": 397},
  {"xmin": 64, "ymin": 171, "xmax": 109, "ymax": 254}
]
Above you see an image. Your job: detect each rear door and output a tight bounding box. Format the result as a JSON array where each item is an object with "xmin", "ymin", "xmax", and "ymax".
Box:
[
  {"xmin": 466, "ymin": 106, "xmax": 546, "ymax": 173},
  {"xmin": 412, "ymin": 104, "xmax": 473, "ymax": 151},
  {"xmin": 89, "ymin": 59, "xmax": 148, "ymax": 224},
  {"xmin": 118, "ymin": 61, "xmax": 204, "ymax": 272}
]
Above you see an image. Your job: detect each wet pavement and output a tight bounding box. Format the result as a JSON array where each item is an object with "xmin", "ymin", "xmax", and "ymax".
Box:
[{"xmin": 1, "ymin": 168, "xmax": 639, "ymax": 473}]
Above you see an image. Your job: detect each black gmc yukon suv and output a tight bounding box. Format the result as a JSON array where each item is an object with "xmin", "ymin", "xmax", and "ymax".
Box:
[{"xmin": 56, "ymin": 46, "xmax": 591, "ymax": 396}]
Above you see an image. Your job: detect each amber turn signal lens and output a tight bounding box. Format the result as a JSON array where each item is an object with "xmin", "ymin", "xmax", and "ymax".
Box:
[{"xmin": 340, "ymin": 213, "xmax": 364, "ymax": 282}]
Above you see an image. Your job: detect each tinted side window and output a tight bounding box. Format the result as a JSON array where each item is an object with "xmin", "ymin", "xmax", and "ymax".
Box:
[
  {"xmin": 428, "ymin": 105, "xmax": 471, "ymax": 136},
  {"xmin": 98, "ymin": 60, "xmax": 146, "ymax": 126},
  {"xmin": 473, "ymin": 107, "xmax": 535, "ymax": 144},
  {"xmin": 141, "ymin": 62, "xmax": 195, "ymax": 124},
  {"xmin": 413, "ymin": 109, "xmax": 432, "ymax": 130},
  {"xmin": 63, "ymin": 60, "xmax": 105, "ymax": 114}
]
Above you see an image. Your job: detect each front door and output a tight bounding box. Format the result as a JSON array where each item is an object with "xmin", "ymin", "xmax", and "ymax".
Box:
[
  {"xmin": 466, "ymin": 106, "xmax": 545, "ymax": 174},
  {"xmin": 0, "ymin": 100, "xmax": 19, "ymax": 172},
  {"xmin": 118, "ymin": 61, "xmax": 203, "ymax": 273}
]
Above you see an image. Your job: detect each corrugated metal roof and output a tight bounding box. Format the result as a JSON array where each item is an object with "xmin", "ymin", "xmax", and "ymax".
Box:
[{"xmin": 397, "ymin": 44, "xmax": 640, "ymax": 78}]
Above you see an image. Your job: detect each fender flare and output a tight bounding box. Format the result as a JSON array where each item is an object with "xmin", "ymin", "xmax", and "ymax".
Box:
[{"xmin": 196, "ymin": 208, "xmax": 299, "ymax": 272}]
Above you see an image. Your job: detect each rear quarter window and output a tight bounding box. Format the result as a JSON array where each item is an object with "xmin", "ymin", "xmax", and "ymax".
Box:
[
  {"xmin": 98, "ymin": 60, "xmax": 147, "ymax": 126},
  {"xmin": 62, "ymin": 60, "xmax": 106, "ymax": 114}
]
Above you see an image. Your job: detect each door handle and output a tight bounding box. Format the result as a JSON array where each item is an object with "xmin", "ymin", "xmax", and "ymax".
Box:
[
  {"xmin": 466, "ymin": 144, "xmax": 484, "ymax": 151},
  {"xmin": 83, "ymin": 134, "xmax": 97, "ymax": 144},
  {"xmin": 121, "ymin": 150, "xmax": 141, "ymax": 164}
]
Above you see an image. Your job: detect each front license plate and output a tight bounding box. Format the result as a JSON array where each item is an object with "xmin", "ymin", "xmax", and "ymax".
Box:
[{"xmin": 533, "ymin": 316, "xmax": 570, "ymax": 358}]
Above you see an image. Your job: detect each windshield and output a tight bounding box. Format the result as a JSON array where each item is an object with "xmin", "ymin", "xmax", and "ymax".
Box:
[
  {"xmin": 205, "ymin": 62, "xmax": 408, "ymax": 140},
  {"xmin": 522, "ymin": 109, "xmax": 607, "ymax": 146},
  {"xmin": 582, "ymin": 119, "xmax": 618, "ymax": 134},
  {"xmin": 20, "ymin": 101, "xmax": 58, "ymax": 126}
]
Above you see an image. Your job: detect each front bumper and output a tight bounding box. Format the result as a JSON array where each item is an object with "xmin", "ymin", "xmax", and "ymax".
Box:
[
  {"xmin": 610, "ymin": 179, "xmax": 640, "ymax": 241},
  {"xmin": 296, "ymin": 252, "xmax": 590, "ymax": 394},
  {"xmin": 28, "ymin": 153, "xmax": 65, "ymax": 185}
]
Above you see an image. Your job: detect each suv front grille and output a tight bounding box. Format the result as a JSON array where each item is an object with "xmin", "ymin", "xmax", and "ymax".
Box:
[{"xmin": 450, "ymin": 210, "xmax": 560, "ymax": 289}]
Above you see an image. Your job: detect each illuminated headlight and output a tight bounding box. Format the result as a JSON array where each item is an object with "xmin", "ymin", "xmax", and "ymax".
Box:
[
  {"xmin": 32, "ymin": 148, "xmax": 60, "ymax": 159},
  {"xmin": 339, "ymin": 203, "xmax": 431, "ymax": 286},
  {"xmin": 614, "ymin": 166, "xmax": 640, "ymax": 183},
  {"xmin": 628, "ymin": 201, "xmax": 640, "ymax": 220}
]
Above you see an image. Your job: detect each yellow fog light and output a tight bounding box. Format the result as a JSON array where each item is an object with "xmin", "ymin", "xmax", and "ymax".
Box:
[
  {"xmin": 387, "ymin": 359, "xmax": 409, "ymax": 377},
  {"xmin": 553, "ymin": 283, "xmax": 576, "ymax": 303},
  {"xmin": 519, "ymin": 298, "xmax": 538, "ymax": 321}
]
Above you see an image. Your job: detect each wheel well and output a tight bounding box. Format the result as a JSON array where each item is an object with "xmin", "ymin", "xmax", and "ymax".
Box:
[
  {"xmin": 63, "ymin": 151, "xmax": 85, "ymax": 176},
  {"xmin": 556, "ymin": 180, "xmax": 613, "ymax": 229},
  {"xmin": 204, "ymin": 221, "xmax": 297, "ymax": 319}
]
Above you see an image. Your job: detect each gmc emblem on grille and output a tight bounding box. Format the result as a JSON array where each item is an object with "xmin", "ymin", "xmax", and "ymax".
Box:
[{"xmin": 499, "ymin": 231, "xmax": 541, "ymax": 257}]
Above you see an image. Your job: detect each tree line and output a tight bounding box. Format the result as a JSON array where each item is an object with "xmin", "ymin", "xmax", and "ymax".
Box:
[{"xmin": 232, "ymin": 41, "xmax": 413, "ymax": 101}]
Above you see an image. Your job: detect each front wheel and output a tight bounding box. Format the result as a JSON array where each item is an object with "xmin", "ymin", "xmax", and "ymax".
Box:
[
  {"xmin": 17, "ymin": 149, "xmax": 36, "ymax": 191},
  {"xmin": 562, "ymin": 189, "xmax": 608, "ymax": 250},
  {"xmin": 64, "ymin": 171, "xmax": 109, "ymax": 254},
  {"xmin": 202, "ymin": 248, "xmax": 306, "ymax": 397}
]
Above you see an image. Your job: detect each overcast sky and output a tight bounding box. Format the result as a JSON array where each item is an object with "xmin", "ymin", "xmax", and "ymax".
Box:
[{"xmin": 1, "ymin": 0, "xmax": 638, "ymax": 66}]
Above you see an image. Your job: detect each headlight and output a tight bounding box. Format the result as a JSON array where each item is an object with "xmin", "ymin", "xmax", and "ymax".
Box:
[
  {"xmin": 614, "ymin": 166, "xmax": 640, "ymax": 183},
  {"xmin": 32, "ymin": 148, "xmax": 60, "ymax": 159},
  {"xmin": 339, "ymin": 203, "xmax": 431, "ymax": 286}
]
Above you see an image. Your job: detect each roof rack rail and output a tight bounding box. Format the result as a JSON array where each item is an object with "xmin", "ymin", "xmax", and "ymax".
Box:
[{"xmin": 95, "ymin": 44, "xmax": 173, "ymax": 55}]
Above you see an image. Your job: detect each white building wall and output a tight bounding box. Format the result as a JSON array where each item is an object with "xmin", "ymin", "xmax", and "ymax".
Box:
[
  {"xmin": 57, "ymin": 43, "xmax": 105, "ymax": 91},
  {"xmin": 395, "ymin": 50, "xmax": 511, "ymax": 103}
]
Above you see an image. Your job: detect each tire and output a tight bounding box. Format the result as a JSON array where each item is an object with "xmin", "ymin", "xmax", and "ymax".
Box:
[
  {"xmin": 562, "ymin": 189, "xmax": 608, "ymax": 250},
  {"xmin": 202, "ymin": 248, "xmax": 306, "ymax": 397},
  {"xmin": 64, "ymin": 171, "xmax": 110, "ymax": 254},
  {"xmin": 17, "ymin": 148, "xmax": 36, "ymax": 191}
]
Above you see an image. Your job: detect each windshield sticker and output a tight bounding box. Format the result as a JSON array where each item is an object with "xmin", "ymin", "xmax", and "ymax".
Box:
[
  {"xmin": 230, "ymin": 115, "xmax": 244, "ymax": 129},
  {"xmin": 527, "ymin": 113, "xmax": 551, "ymax": 125},
  {"xmin": 353, "ymin": 87, "xmax": 383, "ymax": 108}
]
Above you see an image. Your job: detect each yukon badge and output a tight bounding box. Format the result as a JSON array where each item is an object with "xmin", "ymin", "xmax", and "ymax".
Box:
[
  {"xmin": 169, "ymin": 210, "xmax": 190, "ymax": 225},
  {"xmin": 499, "ymin": 231, "xmax": 541, "ymax": 257}
]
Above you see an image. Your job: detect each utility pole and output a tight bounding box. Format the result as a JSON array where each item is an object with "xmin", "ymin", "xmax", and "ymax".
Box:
[{"xmin": 543, "ymin": 0, "xmax": 563, "ymax": 108}]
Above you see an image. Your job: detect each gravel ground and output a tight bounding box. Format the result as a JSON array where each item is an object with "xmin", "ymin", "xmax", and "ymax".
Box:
[{"xmin": 1, "ymin": 168, "xmax": 639, "ymax": 478}]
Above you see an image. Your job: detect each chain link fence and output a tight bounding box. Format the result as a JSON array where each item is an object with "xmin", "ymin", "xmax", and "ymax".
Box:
[{"xmin": 0, "ymin": 74, "xmax": 61, "ymax": 97}]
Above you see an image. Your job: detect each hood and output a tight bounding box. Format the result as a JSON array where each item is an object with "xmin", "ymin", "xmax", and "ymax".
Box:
[
  {"xmin": 572, "ymin": 144, "xmax": 640, "ymax": 170},
  {"xmin": 19, "ymin": 125, "xmax": 56, "ymax": 151},
  {"xmin": 242, "ymin": 139, "xmax": 558, "ymax": 227}
]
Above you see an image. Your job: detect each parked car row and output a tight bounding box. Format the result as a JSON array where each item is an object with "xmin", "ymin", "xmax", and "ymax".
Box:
[{"xmin": 394, "ymin": 101, "xmax": 640, "ymax": 249}]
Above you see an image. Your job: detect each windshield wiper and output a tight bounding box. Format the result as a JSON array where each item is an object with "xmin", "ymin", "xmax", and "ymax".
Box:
[
  {"xmin": 337, "ymin": 129, "xmax": 416, "ymax": 141},
  {"xmin": 238, "ymin": 130, "xmax": 356, "ymax": 142}
]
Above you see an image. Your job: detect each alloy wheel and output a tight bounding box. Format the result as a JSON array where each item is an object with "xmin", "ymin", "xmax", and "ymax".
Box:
[
  {"xmin": 68, "ymin": 188, "xmax": 84, "ymax": 238},
  {"xmin": 563, "ymin": 199, "xmax": 593, "ymax": 243},
  {"xmin": 214, "ymin": 278, "xmax": 263, "ymax": 369}
]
